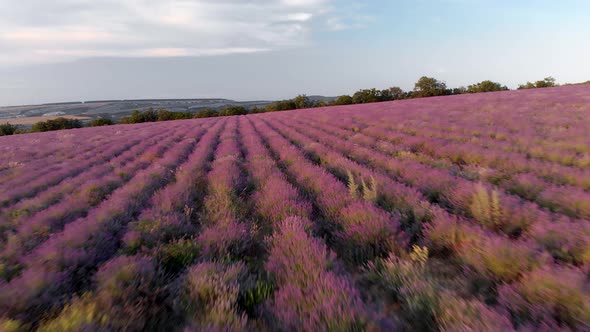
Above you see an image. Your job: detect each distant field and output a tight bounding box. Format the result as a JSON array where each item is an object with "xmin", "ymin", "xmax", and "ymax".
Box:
[
  {"xmin": 2, "ymin": 115, "xmax": 91, "ymax": 125},
  {"xmin": 0, "ymin": 85, "xmax": 588, "ymax": 330},
  {"xmin": 0, "ymin": 98, "xmax": 273, "ymax": 122}
]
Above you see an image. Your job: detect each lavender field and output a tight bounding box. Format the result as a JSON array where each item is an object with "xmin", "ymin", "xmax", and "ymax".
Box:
[{"xmin": 0, "ymin": 85, "xmax": 589, "ymax": 331}]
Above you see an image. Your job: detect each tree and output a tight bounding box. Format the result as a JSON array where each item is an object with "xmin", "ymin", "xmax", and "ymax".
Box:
[
  {"xmin": 194, "ymin": 109, "xmax": 219, "ymax": 118},
  {"xmin": 379, "ymin": 89, "xmax": 394, "ymax": 102},
  {"xmin": 452, "ymin": 87, "xmax": 467, "ymax": 95},
  {"xmin": 89, "ymin": 118, "xmax": 114, "ymax": 127},
  {"xmin": 387, "ymin": 86, "xmax": 406, "ymax": 100},
  {"xmin": 534, "ymin": 77, "xmax": 557, "ymax": 88},
  {"xmin": 249, "ymin": 106, "xmax": 265, "ymax": 114},
  {"xmin": 466, "ymin": 80, "xmax": 508, "ymax": 93},
  {"xmin": 517, "ymin": 82, "xmax": 536, "ymax": 90},
  {"xmin": 219, "ymin": 106, "xmax": 248, "ymax": 116},
  {"xmin": 352, "ymin": 89, "xmax": 381, "ymax": 104},
  {"xmin": 413, "ymin": 76, "xmax": 447, "ymax": 98},
  {"xmin": 333, "ymin": 95, "xmax": 353, "ymax": 105},
  {"xmin": 292, "ymin": 95, "xmax": 313, "ymax": 109},
  {"xmin": 120, "ymin": 109, "xmax": 158, "ymax": 124},
  {"xmin": 0, "ymin": 123, "xmax": 18, "ymax": 136},
  {"xmin": 31, "ymin": 117, "xmax": 83, "ymax": 132},
  {"xmin": 518, "ymin": 77, "xmax": 557, "ymax": 89},
  {"xmin": 265, "ymin": 99, "xmax": 296, "ymax": 112},
  {"xmin": 156, "ymin": 110, "xmax": 192, "ymax": 121}
]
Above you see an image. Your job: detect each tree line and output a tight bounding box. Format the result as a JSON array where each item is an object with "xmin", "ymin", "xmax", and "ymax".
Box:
[{"xmin": 1, "ymin": 76, "xmax": 587, "ymax": 136}]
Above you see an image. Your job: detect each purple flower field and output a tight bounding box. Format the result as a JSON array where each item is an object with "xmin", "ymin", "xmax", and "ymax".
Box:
[{"xmin": 0, "ymin": 85, "xmax": 589, "ymax": 331}]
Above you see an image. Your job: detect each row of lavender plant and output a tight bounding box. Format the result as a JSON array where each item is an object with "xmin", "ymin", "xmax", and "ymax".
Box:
[
  {"xmin": 263, "ymin": 113, "xmax": 589, "ymax": 329},
  {"xmin": 297, "ymin": 114, "xmax": 590, "ymax": 268},
  {"xmin": 32, "ymin": 119, "xmax": 227, "ymax": 331},
  {"xmin": 0, "ymin": 124, "xmax": 141, "ymax": 165},
  {"xmin": 0, "ymin": 120, "xmax": 211, "ymax": 326},
  {"xmin": 0, "ymin": 135, "xmax": 118, "ymax": 194},
  {"xmin": 249, "ymin": 116, "xmax": 404, "ymax": 265},
  {"xmin": 0, "ymin": 125, "xmax": 170, "ymax": 208},
  {"xmin": 0, "ymin": 126, "xmax": 176, "ymax": 233},
  {"xmin": 0, "ymin": 124, "xmax": 159, "ymax": 187},
  {"xmin": 294, "ymin": 114, "xmax": 590, "ymax": 221},
  {"xmin": 0, "ymin": 124, "xmax": 208, "ymax": 283},
  {"xmin": 377, "ymin": 105, "xmax": 590, "ymax": 168},
  {"xmin": 257, "ymin": 116, "xmax": 434, "ymax": 242},
  {"xmin": 238, "ymin": 116, "xmax": 374, "ymax": 329},
  {"xmin": 382, "ymin": 128, "xmax": 590, "ymax": 219},
  {"xmin": 121, "ymin": 119, "xmax": 225, "ymax": 257},
  {"xmin": 338, "ymin": 112, "xmax": 590, "ymax": 193},
  {"xmin": 375, "ymin": 121, "xmax": 590, "ymax": 184},
  {"xmin": 390, "ymin": 120, "xmax": 590, "ymax": 169},
  {"xmin": 280, "ymin": 113, "xmax": 589, "ymax": 266},
  {"xmin": 177, "ymin": 117, "xmax": 258, "ymax": 331},
  {"xmin": 0, "ymin": 128, "xmax": 116, "ymax": 179},
  {"xmin": 261, "ymin": 117, "xmax": 533, "ymax": 268},
  {"xmin": 252, "ymin": 116, "xmax": 529, "ymax": 330},
  {"xmin": 393, "ymin": 86, "xmax": 589, "ymax": 164},
  {"xmin": 0, "ymin": 122, "xmax": 162, "ymax": 170}
]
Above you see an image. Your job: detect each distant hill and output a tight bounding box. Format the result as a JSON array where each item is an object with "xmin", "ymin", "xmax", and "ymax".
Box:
[
  {"xmin": 0, "ymin": 98, "xmax": 275, "ymax": 122},
  {"xmin": 307, "ymin": 95, "xmax": 338, "ymax": 103}
]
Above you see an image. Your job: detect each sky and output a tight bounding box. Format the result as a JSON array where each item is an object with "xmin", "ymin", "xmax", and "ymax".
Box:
[{"xmin": 0, "ymin": 0, "xmax": 589, "ymax": 106}]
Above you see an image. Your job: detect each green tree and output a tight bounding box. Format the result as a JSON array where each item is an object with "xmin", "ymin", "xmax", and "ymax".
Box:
[
  {"xmin": 156, "ymin": 109, "xmax": 192, "ymax": 121},
  {"xmin": 466, "ymin": 80, "xmax": 508, "ymax": 93},
  {"xmin": 120, "ymin": 109, "xmax": 158, "ymax": 124},
  {"xmin": 352, "ymin": 88, "xmax": 381, "ymax": 104},
  {"xmin": 219, "ymin": 106, "xmax": 248, "ymax": 116},
  {"xmin": 413, "ymin": 76, "xmax": 447, "ymax": 98},
  {"xmin": 292, "ymin": 95, "xmax": 313, "ymax": 109},
  {"xmin": 0, "ymin": 123, "xmax": 19, "ymax": 136},
  {"xmin": 31, "ymin": 118, "xmax": 83, "ymax": 132},
  {"xmin": 387, "ymin": 86, "xmax": 406, "ymax": 100},
  {"xmin": 379, "ymin": 89, "xmax": 394, "ymax": 102},
  {"xmin": 534, "ymin": 77, "xmax": 557, "ymax": 88},
  {"xmin": 452, "ymin": 87, "xmax": 467, "ymax": 95},
  {"xmin": 333, "ymin": 95, "xmax": 353, "ymax": 105},
  {"xmin": 518, "ymin": 77, "xmax": 557, "ymax": 89},
  {"xmin": 89, "ymin": 118, "xmax": 114, "ymax": 127},
  {"xmin": 194, "ymin": 109, "xmax": 219, "ymax": 118},
  {"xmin": 265, "ymin": 100, "xmax": 297, "ymax": 112}
]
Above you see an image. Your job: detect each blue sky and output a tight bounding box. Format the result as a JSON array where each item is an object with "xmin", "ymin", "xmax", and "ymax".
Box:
[{"xmin": 0, "ymin": 0, "xmax": 589, "ymax": 106}]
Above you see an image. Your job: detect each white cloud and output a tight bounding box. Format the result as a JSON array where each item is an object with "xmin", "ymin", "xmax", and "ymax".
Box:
[
  {"xmin": 281, "ymin": 0, "xmax": 327, "ymax": 6},
  {"xmin": 0, "ymin": 0, "xmax": 373, "ymax": 66},
  {"xmin": 284, "ymin": 13, "xmax": 314, "ymax": 22},
  {"xmin": 323, "ymin": 1, "xmax": 374, "ymax": 31}
]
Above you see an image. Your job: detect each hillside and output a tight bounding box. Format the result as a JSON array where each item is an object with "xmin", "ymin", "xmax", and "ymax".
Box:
[
  {"xmin": 0, "ymin": 98, "xmax": 274, "ymax": 123},
  {"xmin": 0, "ymin": 85, "xmax": 589, "ymax": 330}
]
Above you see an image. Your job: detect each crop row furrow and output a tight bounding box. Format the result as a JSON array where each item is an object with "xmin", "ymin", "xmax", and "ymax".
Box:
[
  {"xmin": 0, "ymin": 125, "xmax": 174, "ymax": 207},
  {"xmin": 238, "ymin": 116, "xmax": 390, "ymax": 330},
  {"xmin": 251, "ymin": 116, "xmax": 404, "ymax": 264},
  {"xmin": 0, "ymin": 120, "xmax": 210, "ymax": 326},
  {"xmin": 252, "ymin": 115, "xmax": 539, "ymax": 330},
  {"xmin": 37, "ymin": 119, "xmax": 228, "ymax": 331},
  {"xmin": 268, "ymin": 109, "xmax": 589, "ymax": 330},
  {"xmin": 0, "ymin": 127, "xmax": 177, "ymax": 229},
  {"xmin": 0, "ymin": 124, "xmax": 210, "ymax": 282},
  {"xmin": 0, "ymin": 124, "xmax": 158, "ymax": 186},
  {"xmin": 294, "ymin": 114, "xmax": 590, "ymax": 220},
  {"xmin": 268, "ymin": 114, "xmax": 589, "ymax": 268},
  {"xmin": 346, "ymin": 115, "xmax": 590, "ymax": 189}
]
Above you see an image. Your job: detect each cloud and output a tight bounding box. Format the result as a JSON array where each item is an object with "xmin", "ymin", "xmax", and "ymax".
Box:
[
  {"xmin": 324, "ymin": 1, "xmax": 374, "ymax": 31},
  {"xmin": 0, "ymin": 0, "xmax": 371, "ymax": 66}
]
